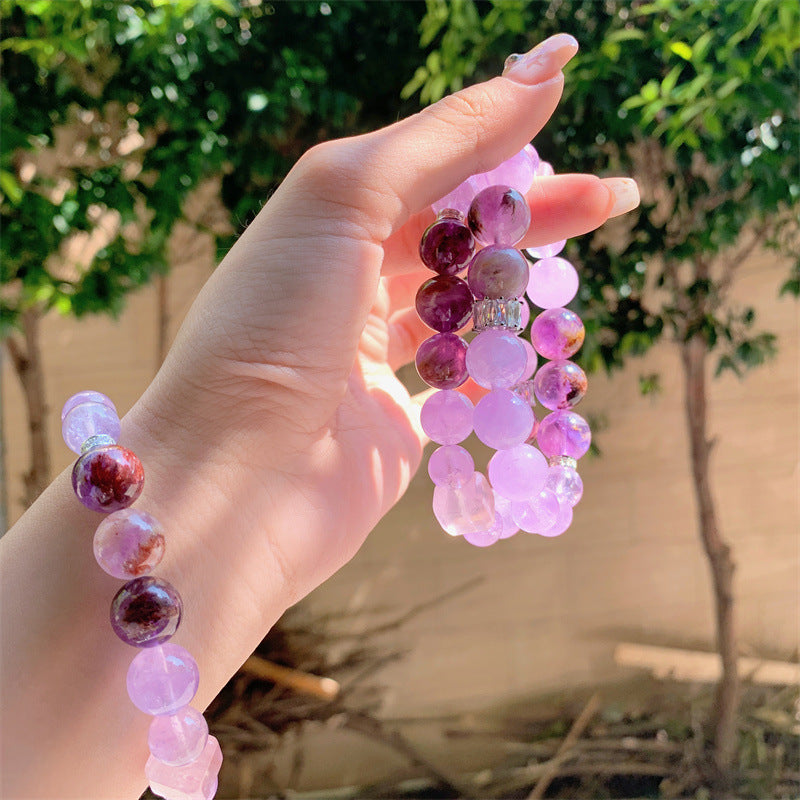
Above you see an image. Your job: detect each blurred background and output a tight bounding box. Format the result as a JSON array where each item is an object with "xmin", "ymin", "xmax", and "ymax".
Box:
[{"xmin": 1, "ymin": 1, "xmax": 798, "ymax": 798}]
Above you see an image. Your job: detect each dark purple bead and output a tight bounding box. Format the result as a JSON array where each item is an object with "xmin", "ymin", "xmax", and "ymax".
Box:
[
  {"xmin": 415, "ymin": 333, "xmax": 469, "ymax": 389},
  {"xmin": 72, "ymin": 445, "xmax": 144, "ymax": 513},
  {"xmin": 467, "ymin": 245, "xmax": 529, "ymax": 300},
  {"xmin": 111, "ymin": 576, "xmax": 182, "ymax": 647},
  {"xmin": 415, "ymin": 276, "xmax": 473, "ymax": 333},
  {"xmin": 419, "ymin": 216, "xmax": 475, "ymax": 275}
]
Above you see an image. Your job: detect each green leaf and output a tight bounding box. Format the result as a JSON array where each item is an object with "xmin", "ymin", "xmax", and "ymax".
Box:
[{"xmin": 669, "ymin": 41, "xmax": 693, "ymax": 61}]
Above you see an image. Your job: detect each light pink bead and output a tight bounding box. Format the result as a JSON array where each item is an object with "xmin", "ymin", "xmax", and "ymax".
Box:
[
  {"xmin": 94, "ymin": 508, "xmax": 165, "ymax": 579},
  {"xmin": 127, "ymin": 643, "xmax": 199, "ymax": 716},
  {"xmin": 527, "ymin": 256, "xmax": 579, "ymax": 308},
  {"xmin": 519, "ymin": 298, "xmax": 531, "ymax": 330},
  {"xmin": 463, "ymin": 515, "xmax": 503, "ymax": 547},
  {"xmin": 493, "ymin": 493, "xmax": 520, "ymax": 538},
  {"xmin": 420, "ymin": 390, "xmax": 474, "ymax": 444},
  {"xmin": 473, "ymin": 389, "xmax": 534, "ymax": 450},
  {"xmin": 488, "ymin": 444, "xmax": 548, "ymax": 502},
  {"xmin": 466, "ymin": 329, "xmax": 527, "ymax": 389},
  {"xmin": 520, "ymin": 339, "xmax": 538, "ymax": 381},
  {"xmin": 62, "ymin": 400, "xmax": 120, "ymax": 454},
  {"xmin": 511, "ymin": 489, "xmax": 559, "ymax": 533},
  {"xmin": 538, "ymin": 501, "xmax": 574, "ymax": 537},
  {"xmin": 526, "ymin": 240, "xmax": 566, "ymax": 260},
  {"xmin": 146, "ymin": 734, "xmax": 222, "ymax": 800},
  {"xmin": 427, "ymin": 445, "xmax": 474, "ymax": 487},
  {"xmin": 149, "ymin": 706, "xmax": 209, "ymax": 767},
  {"xmin": 432, "ymin": 472, "xmax": 495, "ymax": 536}
]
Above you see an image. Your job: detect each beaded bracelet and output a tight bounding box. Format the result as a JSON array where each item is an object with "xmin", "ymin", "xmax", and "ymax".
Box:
[
  {"xmin": 415, "ymin": 145, "xmax": 590, "ymax": 546},
  {"xmin": 61, "ymin": 392, "xmax": 221, "ymax": 800}
]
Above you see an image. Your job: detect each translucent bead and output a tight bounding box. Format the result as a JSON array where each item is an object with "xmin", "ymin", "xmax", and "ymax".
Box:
[
  {"xmin": 545, "ymin": 464, "xmax": 583, "ymax": 507},
  {"xmin": 420, "ymin": 390, "xmax": 473, "ymax": 444},
  {"xmin": 530, "ymin": 308, "xmax": 585, "ymax": 360},
  {"xmin": 472, "ymin": 298, "xmax": 524, "ymax": 332},
  {"xmin": 488, "ymin": 444, "xmax": 548, "ymax": 501},
  {"xmin": 519, "ymin": 298, "xmax": 531, "ymax": 330},
  {"xmin": 415, "ymin": 333, "xmax": 468, "ymax": 390},
  {"xmin": 72, "ymin": 445, "xmax": 144, "ymax": 513},
  {"xmin": 463, "ymin": 515, "xmax": 503, "ymax": 547},
  {"xmin": 148, "ymin": 707, "xmax": 209, "ymax": 767},
  {"xmin": 472, "ymin": 389, "xmax": 534, "ymax": 450},
  {"xmin": 432, "ymin": 471, "xmax": 495, "ymax": 536},
  {"xmin": 512, "ymin": 489, "xmax": 559, "ymax": 533},
  {"xmin": 536, "ymin": 160, "xmax": 555, "ymax": 177},
  {"xmin": 61, "ymin": 390, "xmax": 117, "ymax": 420},
  {"xmin": 145, "ymin": 734, "xmax": 222, "ymax": 800},
  {"xmin": 432, "ymin": 182, "xmax": 481, "ymax": 217},
  {"xmin": 428, "ymin": 445, "xmax": 474, "ymax": 487},
  {"xmin": 415, "ymin": 276, "xmax": 473, "ymax": 332},
  {"xmin": 520, "ymin": 339, "xmax": 538, "ymax": 380},
  {"xmin": 527, "ymin": 256, "xmax": 578, "ymax": 308},
  {"xmin": 111, "ymin": 576, "xmax": 182, "ymax": 648},
  {"xmin": 467, "ymin": 246, "xmax": 529, "ymax": 300},
  {"xmin": 526, "ymin": 240, "xmax": 566, "ymax": 260},
  {"xmin": 468, "ymin": 186, "xmax": 531, "ymax": 246},
  {"xmin": 493, "ymin": 493, "xmax": 520, "ymax": 538},
  {"xmin": 127, "ymin": 643, "xmax": 200, "ymax": 715},
  {"xmin": 537, "ymin": 410, "xmax": 592, "ymax": 460},
  {"xmin": 466, "ymin": 329, "xmax": 527, "ymax": 389},
  {"xmin": 470, "ymin": 146, "xmax": 539, "ymax": 196},
  {"xmin": 419, "ymin": 214, "xmax": 475, "ymax": 274},
  {"xmin": 94, "ymin": 508, "xmax": 165, "ymax": 579},
  {"xmin": 532, "ymin": 359, "xmax": 587, "ymax": 410},
  {"xmin": 538, "ymin": 501, "xmax": 573, "ymax": 537},
  {"xmin": 62, "ymin": 401, "xmax": 121, "ymax": 454}
]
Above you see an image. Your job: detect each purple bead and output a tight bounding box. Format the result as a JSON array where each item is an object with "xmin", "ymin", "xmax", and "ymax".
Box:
[
  {"xmin": 148, "ymin": 706, "xmax": 209, "ymax": 767},
  {"xmin": 463, "ymin": 515, "xmax": 503, "ymax": 547},
  {"xmin": 420, "ymin": 390, "xmax": 473, "ymax": 444},
  {"xmin": 527, "ymin": 256, "xmax": 578, "ymax": 308},
  {"xmin": 433, "ymin": 471, "xmax": 495, "ymax": 536},
  {"xmin": 127, "ymin": 643, "xmax": 200, "ymax": 716},
  {"xmin": 519, "ymin": 298, "xmax": 531, "ymax": 330},
  {"xmin": 94, "ymin": 508, "xmax": 165, "ymax": 579},
  {"xmin": 493, "ymin": 493, "xmax": 520, "ymax": 539},
  {"xmin": 432, "ymin": 182, "xmax": 480, "ymax": 217},
  {"xmin": 146, "ymin": 734, "xmax": 222, "ymax": 800},
  {"xmin": 512, "ymin": 489, "xmax": 560, "ymax": 533},
  {"xmin": 520, "ymin": 339, "xmax": 538, "ymax": 381},
  {"xmin": 466, "ymin": 329, "xmax": 527, "ymax": 389},
  {"xmin": 546, "ymin": 465, "xmax": 583, "ymax": 507},
  {"xmin": 428, "ymin": 445, "xmax": 474, "ymax": 487},
  {"xmin": 530, "ymin": 308, "xmax": 585, "ymax": 360},
  {"xmin": 472, "ymin": 389, "xmax": 534, "ymax": 450},
  {"xmin": 415, "ymin": 275, "xmax": 473, "ymax": 332},
  {"xmin": 61, "ymin": 390, "xmax": 117, "ymax": 420},
  {"xmin": 468, "ymin": 186, "xmax": 531, "ymax": 246},
  {"xmin": 72, "ymin": 444, "xmax": 144, "ymax": 513},
  {"xmin": 476, "ymin": 146, "xmax": 539, "ymax": 195},
  {"xmin": 415, "ymin": 333, "xmax": 469, "ymax": 390},
  {"xmin": 419, "ymin": 214, "xmax": 475, "ymax": 275},
  {"xmin": 111, "ymin": 576, "xmax": 182, "ymax": 648},
  {"xmin": 62, "ymin": 401, "xmax": 121, "ymax": 454},
  {"xmin": 533, "ymin": 360, "xmax": 587, "ymax": 410},
  {"xmin": 488, "ymin": 444, "xmax": 548, "ymax": 501},
  {"xmin": 537, "ymin": 410, "xmax": 592, "ymax": 460},
  {"xmin": 467, "ymin": 246, "xmax": 529, "ymax": 300},
  {"xmin": 539, "ymin": 501, "xmax": 573, "ymax": 537},
  {"xmin": 537, "ymin": 160, "xmax": 554, "ymax": 177},
  {"xmin": 527, "ymin": 240, "xmax": 566, "ymax": 260}
]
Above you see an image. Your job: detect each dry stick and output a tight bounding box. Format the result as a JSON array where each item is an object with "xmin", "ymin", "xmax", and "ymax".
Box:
[
  {"xmin": 241, "ymin": 654, "xmax": 341, "ymax": 701},
  {"xmin": 526, "ymin": 692, "xmax": 602, "ymax": 800}
]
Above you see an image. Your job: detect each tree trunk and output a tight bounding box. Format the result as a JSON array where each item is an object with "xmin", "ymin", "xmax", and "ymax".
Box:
[
  {"xmin": 681, "ymin": 335, "xmax": 739, "ymax": 788},
  {"xmin": 0, "ymin": 346, "xmax": 8, "ymax": 533},
  {"xmin": 4, "ymin": 307, "xmax": 51, "ymax": 509},
  {"xmin": 157, "ymin": 273, "xmax": 169, "ymax": 368}
]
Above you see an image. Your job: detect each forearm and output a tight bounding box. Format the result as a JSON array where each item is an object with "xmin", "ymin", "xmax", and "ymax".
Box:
[{"xmin": 0, "ymin": 399, "xmax": 291, "ymax": 799}]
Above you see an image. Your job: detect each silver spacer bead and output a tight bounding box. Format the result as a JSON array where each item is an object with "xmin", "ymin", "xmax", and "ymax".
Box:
[
  {"xmin": 512, "ymin": 379, "xmax": 536, "ymax": 406},
  {"xmin": 80, "ymin": 434, "xmax": 117, "ymax": 454},
  {"xmin": 548, "ymin": 455, "xmax": 577, "ymax": 469},
  {"xmin": 472, "ymin": 298, "xmax": 524, "ymax": 332}
]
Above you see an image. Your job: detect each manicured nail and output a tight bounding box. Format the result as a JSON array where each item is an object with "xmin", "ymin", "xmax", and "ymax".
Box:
[
  {"xmin": 502, "ymin": 33, "xmax": 579, "ymax": 85},
  {"xmin": 602, "ymin": 177, "xmax": 640, "ymax": 217}
]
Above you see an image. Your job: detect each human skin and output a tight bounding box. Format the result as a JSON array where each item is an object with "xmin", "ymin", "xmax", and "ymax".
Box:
[{"xmin": 0, "ymin": 34, "xmax": 638, "ymax": 798}]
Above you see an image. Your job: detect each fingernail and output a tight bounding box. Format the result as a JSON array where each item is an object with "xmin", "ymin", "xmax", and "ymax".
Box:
[
  {"xmin": 502, "ymin": 33, "xmax": 579, "ymax": 85},
  {"xmin": 602, "ymin": 177, "xmax": 640, "ymax": 217}
]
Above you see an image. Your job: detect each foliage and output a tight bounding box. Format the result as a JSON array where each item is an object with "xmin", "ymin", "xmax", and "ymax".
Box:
[
  {"xmin": 0, "ymin": 0, "xmax": 425, "ymax": 334},
  {"xmin": 405, "ymin": 0, "xmax": 800, "ymax": 378}
]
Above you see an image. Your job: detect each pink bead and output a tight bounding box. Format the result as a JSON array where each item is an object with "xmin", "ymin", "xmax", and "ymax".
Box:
[
  {"xmin": 488, "ymin": 444, "xmax": 548, "ymax": 501},
  {"xmin": 493, "ymin": 493, "xmax": 520, "ymax": 538},
  {"xmin": 520, "ymin": 339, "xmax": 538, "ymax": 381},
  {"xmin": 471, "ymin": 147, "xmax": 538, "ymax": 196},
  {"xmin": 468, "ymin": 186, "xmax": 531, "ymax": 246},
  {"xmin": 428, "ymin": 445, "xmax": 474, "ymax": 487},
  {"xmin": 420, "ymin": 390, "xmax": 473, "ymax": 444},
  {"xmin": 472, "ymin": 389, "xmax": 534, "ymax": 450},
  {"xmin": 62, "ymin": 401, "xmax": 121, "ymax": 454},
  {"xmin": 463, "ymin": 515, "xmax": 503, "ymax": 547},
  {"xmin": 432, "ymin": 180, "xmax": 481, "ymax": 217},
  {"xmin": 519, "ymin": 298, "xmax": 531, "ymax": 330},
  {"xmin": 546, "ymin": 465, "xmax": 583, "ymax": 507},
  {"xmin": 94, "ymin": 508, "xmax": 165, "ymax": 579},
  {"xmin": 537, "ymin": 410, "xmax": 592, "ymax": 460},
  {"xmin": 527, "ymin": 256, "xmax": 578, "ymax": 308},
  {"xmin": 526, "ymin": 240, "xmax": 566, "ymax": 260},
  {"xmin": 146, "ymin": 734, "xmax": 222, "ymax": 800},
  {"xmin": 533, "ymin": 360, "xmax": 587, "ymax": 410},
  {"xmin": 538, "ymin": 501, "xmax": 573, "ymax": 537},
  {"xmin": 61, "ymin": 390, "xmax": 117, "ymax": 420},
  {"xmin": 127, "ymin": 643, "xmax": 200, "ymax": 716},
  {"xmin": 530, "ymin": 308, "xmax": 585, "ymax": 360},
  {"xmin": 149, "ymin": 706, "xmax": 209, "ymax": 767},
  {"xmin": 432, "ymin": 472, "xmax": 495, "ymax": 536},
  {"xmin": 511, "ymin": 489, "xmax": 559, "ymax": 533},
  {"xmin": 537, "ymin": 160, "xmax": 555, "ymax": 177},
  {"xmin": 466, "ymin": 329, "xmax": 527, "ymax": 389}
]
